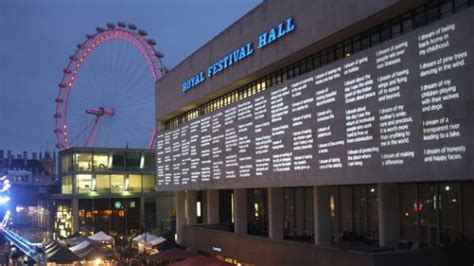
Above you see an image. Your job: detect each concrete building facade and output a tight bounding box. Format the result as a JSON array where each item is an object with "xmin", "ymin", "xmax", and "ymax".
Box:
[{"xmin": 155, "ymin": 0, "xmax": 474, "ymax": 265}]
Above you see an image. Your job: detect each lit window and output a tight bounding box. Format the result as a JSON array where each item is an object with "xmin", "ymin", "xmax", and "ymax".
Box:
[
  {"xmin": 75, "ymin": 153, "xmax": 92, "ymax": 171},
  {"xmin": 111, "ymin": 175, "xmax": 124, "ymax": 193},
  {"xmin": 93, "ymin": 154, "xmax": 109, "ymax": 170},
  {"xmin": 76, "ymin": 174, "xmax": 92, "ymax": 194}
]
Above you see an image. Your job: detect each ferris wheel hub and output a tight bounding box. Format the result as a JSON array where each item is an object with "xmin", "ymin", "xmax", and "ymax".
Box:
[{"xmin": 85, "ymin": 107, "xmax": 115, "ymax": 117}]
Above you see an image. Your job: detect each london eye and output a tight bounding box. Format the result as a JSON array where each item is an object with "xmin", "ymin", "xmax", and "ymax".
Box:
[{"xmin": 54, "ymin": 22, "xmax": 166, "ymax": 150}]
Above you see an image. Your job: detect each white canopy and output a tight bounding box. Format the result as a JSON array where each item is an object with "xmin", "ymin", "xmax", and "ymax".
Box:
[
  {"xmin": 88, "ymin": 231, "xmax": 114, "ymax": 242},
  {"xmin": 69, "ymin": 240, "xmax": 90, "ymax": 253},
  {"xmin": 132, "ymin": 233, "xmax": 166, "ymax": 247}
]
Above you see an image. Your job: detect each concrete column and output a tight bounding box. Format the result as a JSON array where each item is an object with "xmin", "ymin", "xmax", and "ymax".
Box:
[
  {"xmin": 378, "ymin": 183, "xmax": 400, "ymax": 247},
  {"xmin": 186, "ymin": 191, "xmax": 198, "ymax": 225},
  {"xmin": 314, "ymin": 186, "xmax": 332, "ymax": 246},
  {"xmin": 463, "ymin": 183, "xmax": 474, "ymax": 240},
  {"xmin": 234, "ymin": 189, "xmax": 247, "ymax": 234},
  {"xmin": 175, "ymin": 191, "xmax": 186, "ymax": 245},
  {"xmin": 156, "ymin": 192, "xmax": 174, "ymax": 231},
  {"xmin": 72, "ymin": 198, "xmax": 79, "ymax": 233},
  {"xmin": 207, "ymin": 190, "xmax": 219, "ymax": 224},
  {"xmin": 268, "ymin": 187, "xmax": 284, "ymax": 240},
  {"xmin": 139, "ymin": 197, "xmax": 146, "ymax": 230}
]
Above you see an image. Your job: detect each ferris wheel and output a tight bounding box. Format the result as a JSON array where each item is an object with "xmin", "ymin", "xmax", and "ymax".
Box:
[{"xmin": 54, "ymin": 22, "xmax": 165, "ymax": 150}]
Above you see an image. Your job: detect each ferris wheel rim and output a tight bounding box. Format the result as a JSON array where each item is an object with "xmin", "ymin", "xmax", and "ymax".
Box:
[{"xmin": 54, "ymin": 23, "xmax": 164, "ymax": 150}]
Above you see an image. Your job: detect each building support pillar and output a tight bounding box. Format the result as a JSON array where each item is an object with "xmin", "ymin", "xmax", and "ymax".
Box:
[
  {"xmin": 207, "ymin": 190, "xmax": 219, "ymax": 224},
  {"xmin": 314, "ymin": 186, "xmax": 332, "ymax": 246},
  {"xmin": 378, "ymin": 183, "xmax": 400, "ymax": 247},
  {"xmin": 156, "ymin": 193, "xmax": 175, "ymax": 231},
  {"xmin": 234, "ymin": 189, "xmax": 247, "ymax": 234},
  {"xmin": 72, "ymin": 198, "xmax": 79, "ymax": 233},
  {"xmin": 139, "ymin": 196, "xmax": 146, "ymax": 231},
  {"xmin": 186, "ymin": 190, "xmax": 198, "ymax": 225},
  {"xmin": 268, "ymin": 187, "xmax": 284, "ymax": 240},
  {"xmin": 463, "ymin": 183, "xmax": 474, "ymax": 240},
  {"xmin": 176, "ymin": 191, "xmax": 186, "ymax": 245}
]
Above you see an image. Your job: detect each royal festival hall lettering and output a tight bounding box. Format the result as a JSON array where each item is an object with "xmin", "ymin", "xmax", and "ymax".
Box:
[{"xmin": 182, "ymin": 17, "xmax": 296, "ymax": 92}]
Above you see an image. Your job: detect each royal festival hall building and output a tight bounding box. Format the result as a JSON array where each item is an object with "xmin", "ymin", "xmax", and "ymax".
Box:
[{"xmin": 155, "ymin": 0, "xmax": 474, "ymax": 265}]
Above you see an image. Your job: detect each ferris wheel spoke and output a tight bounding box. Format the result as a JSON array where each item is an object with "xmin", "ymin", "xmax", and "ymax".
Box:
[
  {"xmin": 69, "ymin": 117, "xmax": 97, "ymax": 146},
  {"xmin": 120, "ymin": 52, "xmax": 147, "ymax": 92}
]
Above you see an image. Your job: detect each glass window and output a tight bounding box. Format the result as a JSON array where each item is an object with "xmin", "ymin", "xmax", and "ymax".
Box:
[
  {"xmin": 93, "ymin": 154, "xmax": 109, "ymax": 171},
  {"xmin": 76, "ymin": 174, "xmax": 92, "ymax": 194},
  {"xmin": 399, "ymin": 182, "xmax": 464, "ymax": 247},
  {"xmin": 335, "ymin": 43, "xmax": 344, "ymax": 59},
  {"xmin": 327, "ymin": 47, "xmax": 336, "ymax": 63},
  {"xmin": 126, "ymin": 152, "xmax": 140, "ymax": 170},
  {"xmin": 54, "ymin": 200, "xmax": 73, "ymax": 238},
  {"xmin": 75, "ymin": 153, "xmax": 92, "ymax": 172},
  {"xmin": 413, "ymin": 10, "xmax": 426, "ymax": 29},
  {"xmin": 418, "ymin": 184, "xmax": 439, "ymax": 246},
  {"xmin": 78, "ymin": 199, "xmax": 94, "ymax": 231},
  {"xmin": 426, "ymin": 2, "xmax": 440, "ymax": 23},
  {"xmin": 61, "ymin": 153, "xmax": 73, "ymax": 174},
  {"xmin": 361, "ymin": 33, "xmax": 371, "ymax": 49},
  {"xmin": 333, "ymin": 185, "xmax": 378, "ymax": 244},
  {"xmin": 284, "ymin": 187, "xmax": 314, "ymax": 242},
  {"xmin": 128, "ymin": 174, "xmax": 142, "ymax": 193},
  {"xmin": 111, "ymin": 152, "xmax": 125, "ymax": 170},
  {"xmin": 370, "ymin": 30, "xmax": 380, "ymax": 46},
  {"xmin": 339, "ymin": 186, "xmax": 353, "ymax": 234},
  {"xmin": 440, "ymin": 0, "xmax": 453, "ymax": 16},
  {"xmin": 247, "ymin": 188, "xmax": 268, "ymax": 237},
  {"xmin": 96, "ymin": 174, "xmax": 110, "ymax": 193},
  {"xmin": 352, "ymin": 36, "xmax": 361, "ymax": 53},
  {"xmin": 352, "ymin": 186, "xmax": 368, "ymax": 237},
  {"xmin": 380, "ymin": 23, "xmax": 391, "ymax": 42},
  {"xmin": 93, "ymin": 199, "xmax": 111, "ymax": 233},
  {"xmin": 402, "ymin": 13, "xmax": 413, "ymax": 33},
  {"xmin": 391, "ymin": 18, "xmax": 402, "ymax": 37},
  {"xmin": 143, "ymin": 175, "xmax": 155, "ymax": 193},
  {"xmin": 111, "ymin": 174, "xmax": 124, "ymax": 193},
  {"xmin": 143, "ymin": 153, "xmax": 155, "ymax": 170},
  {"xmin": 399, "ymin": 184, "xmax": 418, "ymax": 242},
  {"xmin": 343, "ymin": 40, "xmax": 352, "ymax": 57},
  {"xmin": 61, "ymin": 175, "xmax": 73, "ymax": 194},
  {"xmin": 320, "ymin": 51, "xmax": 328, "ymax": 65},
  {"xmin": 439, "ymin": 183, "xmax": 461, "ymax": 244}
]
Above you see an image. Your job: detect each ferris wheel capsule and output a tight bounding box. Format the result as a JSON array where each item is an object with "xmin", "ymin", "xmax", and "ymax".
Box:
[
  {"xmin": 128, "ymin": 24, "xmax": 137, "ymax": 30},
  {"xmin": 147, "ymin": 39, "xmax": 156, "ymax": 46},
  {"xmin": 96, "ymin": 27, "xmax": 105, "ymax": 32},
  {"xmin": 117, "ymin": 21, "xmax": 126, "ymax": 28},
  {"xmin": 138, "ymin": 30, "xmax": 147, "ymax": 36},
  {"xmin": 155, "ymin": 51, "xmax": 164, "ymax": 58},
  {"xmin": 106, "ymin": 22, "xmax": 115, "ymax": 29},
  {"xmin": 86, "ymin": 34, "xmax": 94, "ymax": 39}
]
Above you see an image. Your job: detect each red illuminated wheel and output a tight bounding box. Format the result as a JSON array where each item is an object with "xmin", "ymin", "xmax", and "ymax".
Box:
[{"xmin": 54, "ymin": 22, "xmax": 165, "ymax": 150}]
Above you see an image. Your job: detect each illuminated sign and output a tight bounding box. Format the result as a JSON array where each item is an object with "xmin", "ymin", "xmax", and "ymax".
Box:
[{"xmin": 182, "ymin": 17, "xmax": 296, "ymax": 92}]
